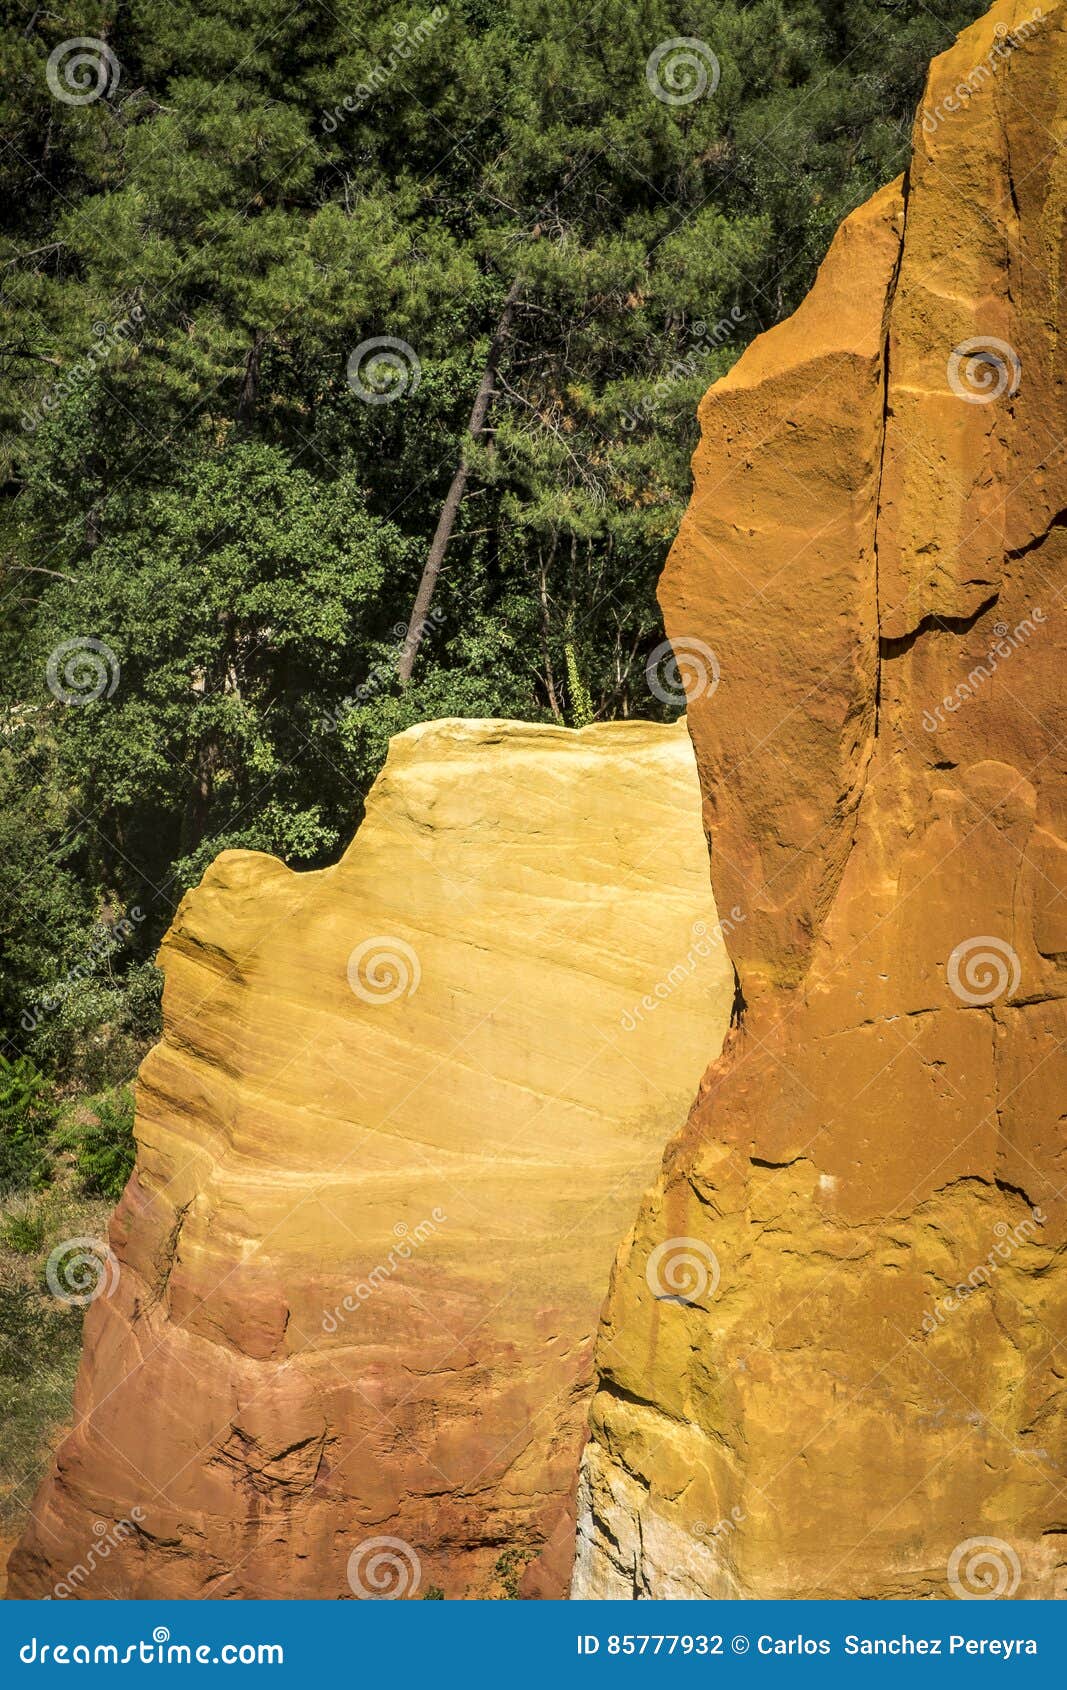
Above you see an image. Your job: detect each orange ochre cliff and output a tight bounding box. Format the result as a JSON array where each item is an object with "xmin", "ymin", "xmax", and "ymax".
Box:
[
  {"xmin": 8, "ymin": 719, "xmax": 733, "ymax": 1599},
  {"xmin": 573, "ymin": 0, "xmax": 1067, "ymax": 1601}
]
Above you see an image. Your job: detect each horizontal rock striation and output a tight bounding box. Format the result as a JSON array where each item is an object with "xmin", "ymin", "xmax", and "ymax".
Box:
[
  {"xmin": 574, "ymin": 0, "xmax": 1067, "ymax": 1601},
  {"xmin": 10, "ymin": 718, "xmax": 733, "ymax": 1599}
]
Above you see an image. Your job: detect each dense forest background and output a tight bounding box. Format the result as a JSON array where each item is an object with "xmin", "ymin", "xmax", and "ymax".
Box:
[{"xmin": 1, "ymin": 0, "xmax": 982, "ymax": 1528}]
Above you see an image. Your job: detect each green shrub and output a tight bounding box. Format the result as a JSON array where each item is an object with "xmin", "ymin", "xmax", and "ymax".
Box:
[
  {"xmin": 0, "ymin": 1055, "xmax": 53, "ymax": 1194},
  {"xmin": 58, "ymin": 1086, "xmax": 137, "ymax": 1202},
  {"xmin": 0, "ymin": 1203, "xmax": 46, "ymax": 1255},
  {"xmin": 494, "ymin": 1545, "xmax": 536, "ymax": 1599}
]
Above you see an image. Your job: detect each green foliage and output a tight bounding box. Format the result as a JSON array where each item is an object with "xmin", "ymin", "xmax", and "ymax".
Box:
[
  {"xmin": 494, "ymin": 1545, "xmax": 536, "ymax": 1598},
  {"xmin": 0, "ymin": 1203, "xmax": 46, "ymax": 1256},
  {"xmin": 421, "ymin": 1585, "xmax": 445, "ymax": 1600},
  {"xmin": 0, "ymin": 1283, "xmax": 80, "ymax": 1387},
  {"xmin": 564, "ymin": 642, "xmax": 595, "ymax": 729},
  {"xmin": 0, "ymin": 1280, "xmax": 73, "ymax": 1531},
  {"xmin": 0, "ymin": 1057, "xmax": 54, "ymax": 1194},
  {"xmin": 58, "ymin": 1086, "xmax": 137, "ymax": 1202},
  {"xmin": 0, "ymin": 1175, "xmax": 110, "ymax": 1530},
  {"xmin": 0, "ymin": 0, "xmax": 985, "ymax": 1117}
]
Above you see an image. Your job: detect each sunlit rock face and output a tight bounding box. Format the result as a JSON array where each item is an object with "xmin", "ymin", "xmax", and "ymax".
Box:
[
  {"xmin": 574, "ymin": 0, "xmax": 1067, "ymax": 1601},
  {"xmin": 9, "ymin": 717, "xmax": 733, "ymax": 1599}
]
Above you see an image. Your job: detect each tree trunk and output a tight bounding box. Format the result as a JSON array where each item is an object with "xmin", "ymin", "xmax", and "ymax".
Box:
[
  {"xmin": 538, "ymin": 538, "xmax": 563, "ymax": 722},
  {"xmin": 181, "ymin": 613, "xmax": 233, "ymax": 853},
  {"xmin": 397, "ymin": 275, "xmax": 524, "ymax": 686},
  {"xmin": 236, "ymin": 331, "xmax": 264, "ymax": 428}
]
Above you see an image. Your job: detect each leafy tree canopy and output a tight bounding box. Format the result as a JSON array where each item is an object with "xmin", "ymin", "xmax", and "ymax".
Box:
[{"xmin": 1, "ymin": 0, "xmax": 983, "ymax": 1106}]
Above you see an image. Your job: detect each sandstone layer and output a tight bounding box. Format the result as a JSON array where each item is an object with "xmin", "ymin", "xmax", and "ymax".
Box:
[
  {"xmin": 574, "ymin": 0, "xmax": 1067, "ymax": 1600},
  {"xmin": 10, "ymin": 718, "xmax": 733, "ymax": 1599}
]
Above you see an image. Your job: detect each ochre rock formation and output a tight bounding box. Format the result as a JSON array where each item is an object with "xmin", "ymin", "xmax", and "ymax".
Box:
[
  {"xmin": 9, "ymin": 718, "xmax": 733, "ymax": 1599},
  {"xmin": 574, "ymin": 0, "xmax": 1067, "ymax": 1600}
]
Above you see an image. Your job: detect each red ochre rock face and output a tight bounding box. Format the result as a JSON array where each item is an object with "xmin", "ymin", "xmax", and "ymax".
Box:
[
  {"xmin": 573, "ymin": 0, "xmax": 1067, "ymax": 1601},
  {"xmin": 8, "ymin": 718, "xmax": 734, "ymax": 1600}
]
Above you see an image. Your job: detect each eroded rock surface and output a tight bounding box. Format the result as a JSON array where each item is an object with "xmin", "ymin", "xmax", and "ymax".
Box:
[
  {"xmin": 10, "ymin": 718, "xmax": 733, "ymax": 1599},
  {"xmin": 574, "ymin": 0, "xmax": 1067, "ymax": 1601}
]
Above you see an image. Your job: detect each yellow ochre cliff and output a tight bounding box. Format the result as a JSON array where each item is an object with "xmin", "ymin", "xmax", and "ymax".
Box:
[{"xmin": 9, "ymin": 718, "xmax": 734, "ymax": 1599}]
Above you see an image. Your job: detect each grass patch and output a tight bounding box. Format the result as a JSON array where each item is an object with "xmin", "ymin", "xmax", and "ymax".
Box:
[{"xmin": 0, "ymin": 1176, "xmax": 112, "ymax": 1535}]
